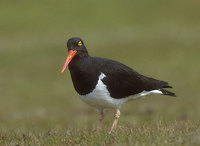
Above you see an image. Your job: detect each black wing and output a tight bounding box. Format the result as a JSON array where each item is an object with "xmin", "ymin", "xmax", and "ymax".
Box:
[{"xmin": 93, "ymin": 57, "xmax": 175, "ymax": 99}]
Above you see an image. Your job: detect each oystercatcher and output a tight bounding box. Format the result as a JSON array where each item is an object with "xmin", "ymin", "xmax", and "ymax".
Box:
[{"xmin": 61, "ymin": 37, "xmax": 176, "ymax": 133}]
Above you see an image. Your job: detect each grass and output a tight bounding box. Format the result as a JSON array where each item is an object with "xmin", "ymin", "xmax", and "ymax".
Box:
[
  {"xmin": 0, "ymin": 0, "xmax": 200, "ymax": 145},
  {"xmin": 1, "ymin": 120, "xmax": 200, "ymax": 145}
]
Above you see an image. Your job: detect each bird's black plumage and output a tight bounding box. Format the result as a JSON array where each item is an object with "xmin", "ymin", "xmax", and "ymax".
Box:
[{"xmin": 67, "ymin": 37, "xmax": 176, "ymax": 99}]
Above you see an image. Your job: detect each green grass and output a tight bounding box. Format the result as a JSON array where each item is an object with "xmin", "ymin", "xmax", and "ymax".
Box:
[
  {"xmin": 0, "ymin": 0, "xmax": 200, "ymax": 145},
  {"xmin": 1, "ymin": 120, "xmax": 200, "ymax": 145}
]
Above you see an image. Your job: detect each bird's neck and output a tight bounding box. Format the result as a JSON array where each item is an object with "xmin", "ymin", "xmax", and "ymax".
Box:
[
  {"xmin": 68, "ymin": 51, "xmax": 90, "ymax": 70},
  {"xmin": 77, "ymin": 49, "xmax": 89, "ymax": 58}
]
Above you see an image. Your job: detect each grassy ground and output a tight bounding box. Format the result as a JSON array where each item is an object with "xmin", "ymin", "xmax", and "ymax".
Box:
[{"xmin": 0, "ymin": 0, "xmax": 200, "ymax": 145}]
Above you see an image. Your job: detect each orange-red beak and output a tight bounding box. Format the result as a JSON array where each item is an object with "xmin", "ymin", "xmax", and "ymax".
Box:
[{"xmin": 61, "ymin": 50, "xmax": 77, "ymax": 74}]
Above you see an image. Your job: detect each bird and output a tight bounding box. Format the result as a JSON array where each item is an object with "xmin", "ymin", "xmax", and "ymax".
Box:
[{"xmin": 61, "ymin": 37, "xmax": 176, "ymax": 133}]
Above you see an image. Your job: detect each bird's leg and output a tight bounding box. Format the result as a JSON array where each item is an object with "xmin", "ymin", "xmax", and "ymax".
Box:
[
  {"xmin": 98, "ymin": 109, "xmax": 104, "ymax": 129},
  {"xmin": 109, "ymin": 109, "xmax": 120, "ymax": 134}
]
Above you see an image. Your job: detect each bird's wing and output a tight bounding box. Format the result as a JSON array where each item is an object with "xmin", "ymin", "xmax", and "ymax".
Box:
[{"xmin": 94, "ymin": 58, "xmax": 169, "ymax": 99}]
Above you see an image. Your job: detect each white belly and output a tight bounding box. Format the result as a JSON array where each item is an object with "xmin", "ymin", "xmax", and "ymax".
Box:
[
  {"xmin": 78, "ymin": 73, "xmax": 126, "ymax": 109},
  {"xmin": 78, "ymin": 72, "xmax": 163, "ymax": 109}
]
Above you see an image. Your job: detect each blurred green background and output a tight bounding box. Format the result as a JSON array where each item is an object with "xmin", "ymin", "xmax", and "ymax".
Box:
[{"xmin": 0, "ymin": 0, "xmax": 200, "ymax": 144}]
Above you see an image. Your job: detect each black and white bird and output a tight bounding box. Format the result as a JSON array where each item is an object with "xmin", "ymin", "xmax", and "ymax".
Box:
[{"xmin": 61, "ymin": 37, "xmax": 176, "ymax": 133}]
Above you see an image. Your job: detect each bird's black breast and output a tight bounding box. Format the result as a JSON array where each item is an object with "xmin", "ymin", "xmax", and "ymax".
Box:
[{"xmin": 68, "ymin": 56, "xmax": 100, "ymax": 95}]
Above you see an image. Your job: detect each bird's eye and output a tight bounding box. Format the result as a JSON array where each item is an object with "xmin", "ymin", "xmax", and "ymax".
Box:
[{"xmin": 78, "ymin": 41, "xmax": 82, "ymax": 46}]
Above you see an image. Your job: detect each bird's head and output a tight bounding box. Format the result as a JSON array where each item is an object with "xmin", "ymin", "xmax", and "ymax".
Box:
[{"xmin": 61, "ymin": 37, "xmax": 88, "ymax": 73}]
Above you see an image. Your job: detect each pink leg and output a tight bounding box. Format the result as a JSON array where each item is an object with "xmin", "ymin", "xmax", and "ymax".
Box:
[
  {"xmin": 98, "ymin": 110, "xmax": 104, "ymax": 128},
  {"xmin": 109, "ymin": 109, "xmax": 120, "ymax": 134}
]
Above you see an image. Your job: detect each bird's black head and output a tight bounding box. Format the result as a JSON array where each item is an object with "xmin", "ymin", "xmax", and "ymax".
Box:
[
  {"xmin": 67, "ymin": 37, "xmax": 88, "ymax": 55},
  {"xmin": 61, "ymin": 37, "xmax": 88, "ymax": 73}
]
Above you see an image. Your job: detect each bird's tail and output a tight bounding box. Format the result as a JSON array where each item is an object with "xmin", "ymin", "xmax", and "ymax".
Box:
[
  {"xmin": 160, "ymin": 88, "xmax": 176, "ymax": 97},
  {"xmin": 144, "ymin": 77, "xmax": 176, "ymax": 97}
]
